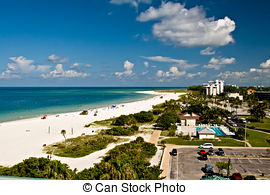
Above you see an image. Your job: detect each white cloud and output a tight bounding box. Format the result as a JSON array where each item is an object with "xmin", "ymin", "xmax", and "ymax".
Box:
[
  {"xmin": 110, "ymin": 0, "xmax": 151, "ymax": 9},
  {"xmin": 137, "ymin": 2, "xmax": 235, "ymax": 47},
  {"xmin": 85, "ymin": 64, "xmax": 92, "ymax": 68},
  {"xmin": 115, "ymin": 60, "xmax": 135, "ymax": 78},
  {"xmin": 48, "ymin": 54, "xmax": 68, "ymax": 64},
  {"xmin": 41, "ymin": 64, "xmax": 87, "ymax": 79},
  {"xmin": 144, "ymin": 61, "xmax": 149, "ymax": 68},
  {"xmin": 260, "ymin": 59, "xmax": 270, "ymax": 69},
  {"xmin": 36, "ymin": 65, "xmax": 51, "ymax": 73},
  {"xmin": 200, "ymin": 47, "xmax": 216, "ymax": 55},
  {"xmin": 156, "ymin": 66, "xmax": 186, "ymax": 81},
  {"xmin": 143, "ymin": 56, "xmax": 197, "ymax": 69},
  {"xmin": 142, "ymin": 70, "xmax": 149, "ymax": 75},
  {"xmin": 9, "ymin": 56, "xmax": 35, "ymax": 73},
  {"xmin": 187, "ymin": 72, "xmax": 205, "ymax": 78},
  {"xmin": 218, "ymin": 59, "xmax": 270, "ymax": 84},
  {"xmin": 70, "ymin": 62, "xmax": 80, "ymax": 69},
  {"xmin": 203, "ymin": 57, "xmax": 236, "ymax": 70},
  {"xmin": 0, "ymin": 56, "xmax": 36, "ymax": 79}
]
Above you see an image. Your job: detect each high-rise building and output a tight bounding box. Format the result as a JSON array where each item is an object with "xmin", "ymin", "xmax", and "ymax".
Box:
[{"xmin": 203, "ymin": 80, "xmax": 224, "ymax": 96}]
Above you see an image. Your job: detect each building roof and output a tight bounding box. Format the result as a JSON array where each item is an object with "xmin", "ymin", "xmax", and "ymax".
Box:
[
  {"xmin": 197, "ymin": 127, "xmax": 215, "ymax": 135},
  {"xmin": 177, "ymin": 112, "xmax": 200, "ymax": 120}
]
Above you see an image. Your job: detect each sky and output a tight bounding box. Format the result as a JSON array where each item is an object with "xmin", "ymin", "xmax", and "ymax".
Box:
[{"xmin": 0, "ymin": 0, "xmax": 270, "ymax": 87}]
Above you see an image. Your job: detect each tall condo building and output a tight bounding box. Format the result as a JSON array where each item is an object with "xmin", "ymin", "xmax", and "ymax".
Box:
[{"xmin": 203, "ymin": 80, "xmax": 224, "ymax": 96}]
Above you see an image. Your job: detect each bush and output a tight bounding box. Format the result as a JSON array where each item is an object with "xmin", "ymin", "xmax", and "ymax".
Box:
[
  {"xmin": 112, "ymin": 115, "xmax": 136, "ymax": 126},
  {"xmin": 0, "ymin": 157, "xmax": 74, "ymax": 179},
  {"xmin": 74, "ymin": 137, "xmax": 161, "ymax": 180},
  {"xmin": 105, "ymin": 125, "xmax": 139, "ymax": 136},
  {"xmin": 157, "ymin": 111, "xmax": 179, "ymax": 130},
  {"xmin": 133, "ymin": 111, "xmax": 154, "ymax": 123},
  {"xmin": 152, "ymin": 109, "xmax": 163, "ymax": 115},
  {"xmin": 168, "ymin": 124, "xmax": 177, "ymax": 136}
]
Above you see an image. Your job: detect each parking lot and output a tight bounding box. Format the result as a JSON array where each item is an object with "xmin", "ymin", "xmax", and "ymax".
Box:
[{"xmin": 169, "ymin": 147, "xmax": 270, "ymax": 180}]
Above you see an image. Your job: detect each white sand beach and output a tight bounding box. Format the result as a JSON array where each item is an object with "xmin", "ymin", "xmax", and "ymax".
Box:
[{"xmin": 0, "ymin": 91, "xmax": 183, "ymax": 171}]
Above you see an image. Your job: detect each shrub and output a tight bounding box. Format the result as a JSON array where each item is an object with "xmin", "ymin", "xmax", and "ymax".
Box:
[
  {"xmin": 133, "ymin": 111, "xmax": 154, "ymax": 123},
  {"xmin": 105, "ymin": 125, "xmax": 139, "ymax": 136},
  {"xmin": 168, "ymin": 124, "xmax": 177, "ymax": 136},
  {"xmin": 157, "ymin": 111, "xmax": 179, "ymax": 130},
  {"xmin": 152, "ymin": 109, "xmax": 163, "ymax": 115},
  {"xmin": 112, "ymin": 115, "xmax": 136, "ymax": 126}
]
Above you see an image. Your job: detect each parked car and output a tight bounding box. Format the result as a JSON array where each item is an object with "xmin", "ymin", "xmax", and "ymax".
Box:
[
  {"xmin": 203, "ymin": 164, "xmax": 214, "ymax": 175},
  {"xmin": 199, "ymin": 143, "xmax": 214, "ymax": 149},
  {"xmin": 230, "ymin": 173, "xmax": 243, "ymax": 180},
  {"xmin": 244, "ymin": 175, "xmax": 256, "ymax": 180},
  {"xmin": 216, "ymin": 148, "xmax": 225, "ymax": 156},
  {"xmin": 199, "ymin": 153, "xmax": 208, "ymax": 160},
  {"xmin": 198, "ymin": 149, "xmax": 206, "ymax": 155},
  {"xmin": 207, "ymin": 148, "xmax": 214, "ymax": 155},
  {"xmin": 170, "ymin": 148, "xmax": 177, "ymax": 156}
]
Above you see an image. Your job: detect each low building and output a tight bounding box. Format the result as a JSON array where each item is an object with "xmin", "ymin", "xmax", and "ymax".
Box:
[
  {"xmin": 247, "ymin": 89, "xmax": 255, "ymax": 95},
  {"xmin": 254, "ymin": 91, "xmax": 270, "ymax": 101},
  {"xmin": 227, "ymin": 93, "xmax": 243, "ymax": 101},
  {"xmin": 178, "ymin": 112, "xmax": 200, "ymax": 126},
  {"xmin": 197, "ymin": 127, "xmax": 216, "ymax": 139},
  {"xmin": 176, "ymin": 126, "xmax": 197, "ymax": 137}
]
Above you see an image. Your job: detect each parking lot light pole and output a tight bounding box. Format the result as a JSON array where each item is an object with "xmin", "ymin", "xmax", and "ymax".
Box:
[{"xmin": 245, "ymin": 117, "xmax": 248, "ymax": 147}]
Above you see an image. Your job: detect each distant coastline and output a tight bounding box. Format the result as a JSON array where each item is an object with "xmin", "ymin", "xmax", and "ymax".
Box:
[{"xmin": 0, "ymin": 87, "xmax": 186, "ymax": 123}]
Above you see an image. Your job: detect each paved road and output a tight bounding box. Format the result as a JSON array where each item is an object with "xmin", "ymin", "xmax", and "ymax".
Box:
[{"xmin": 169, "ymin": 147, "xmax": 270, "ymax": 180}]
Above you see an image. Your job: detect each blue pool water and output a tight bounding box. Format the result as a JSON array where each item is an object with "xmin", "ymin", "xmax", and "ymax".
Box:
[{"xmin": 196, "ymin": 127, "xmax": 227, "ymax": 136}]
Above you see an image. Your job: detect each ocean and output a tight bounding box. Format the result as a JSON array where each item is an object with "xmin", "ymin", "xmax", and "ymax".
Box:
[{"xmin": 0, "ymin": 87, "xmax": 185, "ymax": 123}]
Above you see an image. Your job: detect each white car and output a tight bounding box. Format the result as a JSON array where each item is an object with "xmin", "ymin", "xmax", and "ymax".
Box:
[{"xmin": 199, "ymin": 143, "xmax": 214, "ymax": 149}]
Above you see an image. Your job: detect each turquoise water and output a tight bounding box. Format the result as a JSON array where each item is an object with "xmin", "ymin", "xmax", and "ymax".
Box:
[
  {"xmin": 196, "ymin": 127, "xmax": 226, "ymax": 136},
  {"xmin": 0, "ymin": 87, "xmax": 185, "ymax": 123}
]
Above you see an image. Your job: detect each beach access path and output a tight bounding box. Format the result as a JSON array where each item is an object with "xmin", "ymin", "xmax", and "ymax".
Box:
[{"xmin": 0, "ymin": 91, "xmax": 183, "ymax": 170}]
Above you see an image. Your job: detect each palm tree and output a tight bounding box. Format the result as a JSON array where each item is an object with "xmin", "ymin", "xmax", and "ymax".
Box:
[{"xmin": 61, "ymin": 129, "xmax": 66, "ymax": 142}]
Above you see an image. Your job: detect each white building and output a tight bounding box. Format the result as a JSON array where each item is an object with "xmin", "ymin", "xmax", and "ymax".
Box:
[
  {"xmin": 197, "ymin": 127, "xmax": 216, "ymax": 139},
  {"xmin": 178, "ymin": 112, "xmax": 200, "ymax": 126},
  {"xmin": 203, "ymin": 80, "xmax": 224, "ymax": 96},
  {"xmin": 227, "ymin": 93, "xmax": 243, "ymax": 101}
]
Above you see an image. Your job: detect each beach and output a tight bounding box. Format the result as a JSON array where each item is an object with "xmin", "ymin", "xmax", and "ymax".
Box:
[{"xmin": 0, "ymin": 91, "xmax": 183, "ymax": 171}]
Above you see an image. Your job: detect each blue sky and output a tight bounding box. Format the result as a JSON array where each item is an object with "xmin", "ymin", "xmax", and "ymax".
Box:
[{"xmin": 0, "ymin": 0, "xmax": 270, "ymax": 87}]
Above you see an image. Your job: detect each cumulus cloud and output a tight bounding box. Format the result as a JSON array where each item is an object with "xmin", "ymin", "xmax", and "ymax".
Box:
[
  {"xmin": 200, "ymin": 47, "xmax": 216, "ymax": 55},
  {"xmin": 36, "ymin": 65, "xmax": 51, "ymax": 73},
  {"xmin": 110, "ymin": 0, "xmax": 151, "ymax": 9},
  {"xmin": 48, "ymin": 54, "xmax": 68, "ymax": 64},
  {"xmin": 203, "ymin": 57, "xmax": 236, "ymax": 70},
  {"xmin": 41, "ymin": 64, "xmax": 87, "ymax": 79},
  {"xmin": 70, "ymin": 62, "xmax": 80, "ymax": 69},
  {"xmin": 85, "ymin": 64, "xmax": 92, "ymax": 68},
  {"xmin": 143, "ymin": 56, "xmax": 197, "ymax": 69},
  {"xmin": 0, "ymin": 56, "xmax": 36, "ymax": 79},
  {"xmin": 137, "ymin": 2, "xmax": 235, "ymax": 47},
  {"xmin": 156, "ymin": 66, "xmax": 186, "ymax": 81},
  {"xmin": 115, "ymin": 60, "xmax": 135, "ymax": 78},
  {"xmin": 218, "ymin": 59, "xmax": 270, "ymax": 84},
  {"xmin": 260, "ymin": 59, "xmax": 270, "ymax": 69},
  {"xmin": 144, "ymin": 61, "xmax": 149, "ymax": 68}
]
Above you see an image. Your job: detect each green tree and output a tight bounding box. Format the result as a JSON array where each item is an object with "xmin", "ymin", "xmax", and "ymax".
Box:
[
  {"xmin": 249, "ymin": 103, "xmax": 266, "ymax": 121},
  {"xmin": 133, "ymin": 111, "xmax": 154, "ymax": 123},
  {"xmin": 61, "ymin": 129, "xmax": 67, "ymax": 142},
  {"xmin": 157, "ymin": 111, "xmax": 179, "ymax": 130},
  {"xmin": 216, "ymin": 161, "xmax": 232, "ymax": 174}
]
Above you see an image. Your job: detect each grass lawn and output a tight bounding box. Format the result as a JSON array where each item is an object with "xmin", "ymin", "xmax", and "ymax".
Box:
[
  {"xmin": 246, "ymin": 129, "xmax": 270, "ymax": 147},
  {"xmin": 248, "ymin": 117, "xmax": 270, "ymax": 130},
  {"xmin": 43, "ymin": 135, "xmax": 122, "ymax": 158},
  {"xmin": 163, "ymin": 137, "xmax": 245, "ymax": 147}
]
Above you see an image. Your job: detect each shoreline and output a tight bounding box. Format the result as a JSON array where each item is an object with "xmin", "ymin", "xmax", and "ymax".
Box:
[{"xmin": 0, "ymin": 91, "xmax": 184, "ymax": 170}]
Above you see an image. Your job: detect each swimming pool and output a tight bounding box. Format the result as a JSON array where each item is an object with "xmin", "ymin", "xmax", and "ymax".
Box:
[{"xmin": 196, "ymin": 127, "xmax": 227, "ymax": 136}]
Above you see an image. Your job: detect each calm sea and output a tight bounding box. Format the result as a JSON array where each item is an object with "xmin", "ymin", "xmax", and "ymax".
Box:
[{"xmin": 0, "ymin": 87, "xmax": 185, "ymax": 123}]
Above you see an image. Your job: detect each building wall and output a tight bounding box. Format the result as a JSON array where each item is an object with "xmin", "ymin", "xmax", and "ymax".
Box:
[
  {"xmin": 186, "ymin": 119, "xmax": 196, "ymax": 126},
  {"xmin": 199, "ymin": 134, "xmax": 215, "ymax": 139}
]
